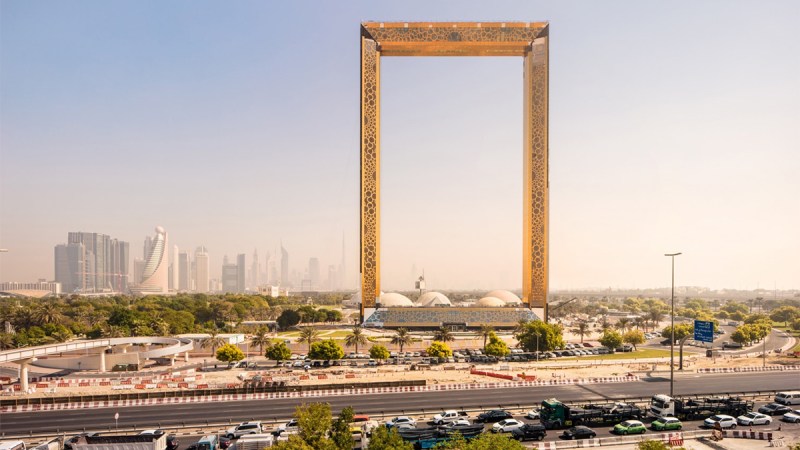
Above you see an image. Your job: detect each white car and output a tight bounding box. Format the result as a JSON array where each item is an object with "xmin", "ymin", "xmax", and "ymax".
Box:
[
  {"xmin": 225, "ymin": 421, "xmax": 262, "ymax": 438},
  {"xmin": 441, "ymin": 419, "xmax": 472, "ymax": 428},
  {"xmin": 386, "ymin": 416, "xmax": 417, "ymax": 429},
  {"xmin": 782, "ymin": 410, "xmax": 800, "ymax": 423},
  {"xmin": 704, "ymin": 415, "xmax": 737, "ymax": 429},
  {"xmin": 492, "ymin": 419, "xmax": 524, "ymax": 433},
  {"xmin": 737, "ymin": 412, "xmax": 772, "ymax": 426},
  {"xmin": 525, "ymin": 409, "xmax": 540, "ymax": 420},
  {"xmin": 277, "ymin": 419, "xmax": 299, "ymax": 434}
]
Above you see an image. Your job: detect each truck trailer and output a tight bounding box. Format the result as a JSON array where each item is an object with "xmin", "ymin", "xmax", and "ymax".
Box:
[
  {"xmin": 649, "ymin": 395, "xmax": 753, "ymax": 420},
  {"xmin": 539, "ymin": 398, "xmax": 644, "ymax": 429}
]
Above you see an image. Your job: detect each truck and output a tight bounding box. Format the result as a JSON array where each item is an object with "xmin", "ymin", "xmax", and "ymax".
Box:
[
  {"xmin": 539, "ymin": 398, "xmax": 644, "ymax": 429},
  {"xmin": 398, "ymin": 425, "xmax": 484, "ymax": 449},
  {"xmin": 649, "ymin": 394, "xmax": 753, "ymax": 420},
  {"xmin": 73, "ymin": 435, "xmax": 167, "ymax": 450},
  {"xmin": 431, "ymin": 410, "xmax": 469, "ymax": 425}
]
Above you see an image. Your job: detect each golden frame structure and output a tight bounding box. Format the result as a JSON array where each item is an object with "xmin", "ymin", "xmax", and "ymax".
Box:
[{"xmin": 360, "ymin": 21, "xmax": 549, "ymax": 318}]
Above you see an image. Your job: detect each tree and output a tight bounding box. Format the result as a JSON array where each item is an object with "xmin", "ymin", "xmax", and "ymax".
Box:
[
  {"xmin": 266, "ymin": 341, "xmax": 292, "ymax": 362},
  {"xmin": 661, "ymin": 323, "xmax": 693, "ymax": 369},
  {"xmin": 478, "ymin": 325, "xmax": 494, "ymax": 351},
  {"xmin": 570, "ymin": 321, "xmax": 591, "ymax": 343},
  {"xmin": 433, "ymin": 327, "xmax": 454, "ymax": 343},
  {"xmin": 215, "ymin": 343, "xmax": 245, "ymax": 362},
  {"xmin": 391, "ymin": 328, "xmax": 413, "ymax": 353},
  {"xmin": 297, "ymin": 326, "xmax": 321, "ymax": 353},
  {"xmin": 432, "ymin": 432, "xmax": 525, "ymax": 450},
  {"xmin": 309, "ymin": 339, "xmax": 345, "ymax": 361},
  {"xmin": 483, "ymin": 331, "xmax": 510, "ymax": 357},
  {"xmin": 623, "ymin": 329, "xmax": 645, "ymax": 350},
  {"xmin": 369, "ymin": 344, "xmax": 390, "ymax": 360},
  {"xmin": 791, "ymin": 318, "xmax": 800, "ymax": 332},
  {"xmin": 201, "ymin": 331, "xmax": 226, "ymax": 355},
  {"xmin": 271, "ymin": 435, "xmax": 315, "ymax": 450},
  {"xmin": 296, "ymin": 403, "xmax": 334, "ymax": 449},
  {"xmin": 277, "ymin": 309, "xmax": 302, "ymax": 330},
  {"xmin": 515, "ymin": 320, "xmax": 564, "ymax": 352},
  {"xmin": 33, "ymin": 302, "xmax": 65, "ymax": 326},
  {"xmin": 616, "ymin": 318, "xmax": 632, "ymax": 332},
  {"xmin": 426, "ymin": 341, "xmax": 453, "ymax": 358},
  {"xmin": 0, "ymin": 333, "xmax": 15, "ymax": 350},
  {"xmin": 637, "ymin": 440, "xmax": 687, "ymax": 450},
  {"xmin": 599, "ymin": 329, "xmax": 623, "ymax": 351},
  {"xmin": 344, "ymin": 325, "xmax": 368, "ymax": 355},
  {"xmin": 330, "ymin": 406, "xmax": 354, "ymax": 450},
  {"xmin": 647, "ymin": 309, "xmax": 665, "ymax": 330},
  {"xmin": 367, "ymin": 425, "xmax": 413, "ymax": 449},
  {"xmin": 770, "ymin": 306, "xmax": 799, "ymax": 326},
  {"xmin": 249, "ymin": 326, "xmax": 272, "ymax": 355}
]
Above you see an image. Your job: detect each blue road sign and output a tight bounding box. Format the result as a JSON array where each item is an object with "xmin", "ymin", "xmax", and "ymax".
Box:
[{"xmin": 694, "ymin": 320, "xmax": 714, "ymax": 343}]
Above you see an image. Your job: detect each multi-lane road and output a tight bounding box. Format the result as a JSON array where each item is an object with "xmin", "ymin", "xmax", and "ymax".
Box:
[{"xmin": 2, "ymin": 371, "xmax": 798, "ymax": 436}]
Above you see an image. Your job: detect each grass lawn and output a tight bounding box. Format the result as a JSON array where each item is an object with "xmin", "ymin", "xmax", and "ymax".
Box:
[{"xmin": 319, "ymin": 330, "xmax": 353, "ymax": 337}]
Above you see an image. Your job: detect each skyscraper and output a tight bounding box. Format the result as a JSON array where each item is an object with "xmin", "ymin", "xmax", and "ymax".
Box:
[
  {"xmin": 170, "ymin": 245, "xmax": 179, "ymax": 291},
  {"xmin": 178, "ymin": 252, "xmax": 190, "ymax": 291},
  {"xmin": 195, "ymin": 246, "xmax": 209, "ymax": 293},
  {"xmin": 338, "ymin": 233, "xmax": 346, "ymax": 290},
  {"xmin": 130, "ymin": 226, "xmax": 169, "ymax": 295},
  {"xmin": 221, "ymin": 256, "xmax": 238, "ymax": 293},
  {"xmin": 57, "ymin": 232, "xmax": 128, "ymax": 293},
  {"xmin": 308, "ymin": 257, "xmax": 320, "ymax": 290},
  {"xmin": 54, "ymin": 242, "xmax": 84, "ymax": 293},
  {"xmin": 133, "ymin": 258, "xmax": 145, "ymax": 284},
  {"xmin": 250, "ymin": 248, "xmax": 259, "ymax": 289},
  {"xmin": 280, "ymin": 243, "xmax": 289, "ymax": 286},
  {"xmin": 236, "ymin": 253, "xmax": 246, "ymax": 293}
]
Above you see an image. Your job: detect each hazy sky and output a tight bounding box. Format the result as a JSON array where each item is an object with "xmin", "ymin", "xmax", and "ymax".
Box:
[{"xmin": 1, "ymin": 1, "xmax": 798, "ymax": 292}]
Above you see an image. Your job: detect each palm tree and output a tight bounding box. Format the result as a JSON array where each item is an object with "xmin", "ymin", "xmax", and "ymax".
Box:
[
  {"xmin": 296, "ymin": 326, "xmax": 320, "ymax": 353},
  {"xmin": 648, "ymin": 309, "xmax": 664, "ymax": 331},
  {"xmin": 33, "ymin": 302, "xmax": 65, "ymax": 326},
  {"xmin": 391, "ymin": 328, "xmax": 413, "ymax": 353},
  {"xmin": 201, "ymin": 330, "xmax": 226, "ymax": 355},
  {"xmin": 616, "ymin": 318, "xmax": 632, "ymax": 332},
  {"xmin": 634, "ymin": 316, "xmax": 648, "ymax": 332},
  {"xmin": 478, "ymin": 325, "xmax": 494, "ymax": 351},
  {"xmin": 250, "ymin": 326, "xmax": 272, "ymax": 355},
  {"xmin": 0, "ymin": 333, "xmax": 15, "ymax": 350},
  {"xmin": 433, "ymin": 327, "xmax": 454, "ymax": 343},
  {"xmin": 570, "ymin": 321, "xmax": 592, "ymax": 343},
  {"xmin": 101, "ymin": 325, "xmax": 126, "ymax": 338},
  {"xmin": 344, "ymin": 325, "xmax": 368, "ymax": 356}
]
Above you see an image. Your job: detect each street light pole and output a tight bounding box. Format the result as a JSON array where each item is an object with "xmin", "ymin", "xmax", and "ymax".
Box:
[{"xmin": 665, "ymin": 252, "xmax": 682, "ymax": 397}]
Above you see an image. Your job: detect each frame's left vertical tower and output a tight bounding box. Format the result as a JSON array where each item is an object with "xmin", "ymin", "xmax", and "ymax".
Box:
[{"xmin": 360, "ymin": 30, "xmax": 380, "ymax": 319}]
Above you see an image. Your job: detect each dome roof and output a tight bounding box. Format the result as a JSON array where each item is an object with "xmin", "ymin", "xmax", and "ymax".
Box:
[
  {"xmin": 379, "ymin": 293, "xmax": 414, "ymax": 307},
  {"xmin": 416, "ymin": 292, "xmax": 451, "ymax": 307},
  {"xmin": 476, "ymin": 296, "xmax": 506, "ymax": 307},
  {"xmin": 486, "ymin": 290, "xmax": 522, "ymax": 305}
]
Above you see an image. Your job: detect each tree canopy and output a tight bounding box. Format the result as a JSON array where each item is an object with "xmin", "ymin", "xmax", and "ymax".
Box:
[
  {"xmin": 309, "ymin": 339, "xmax": 345, "ymax": 360},
  {"xmin": 215, "ymin": 343, "xmax": 245, "ymax": 362},
  {"xmin": 514, "ymin": 320, "xmax": 564, "ymax": 352},
  {"xmin": 426, "ymin": 341, "xmax": 453, "ymax": 358}
]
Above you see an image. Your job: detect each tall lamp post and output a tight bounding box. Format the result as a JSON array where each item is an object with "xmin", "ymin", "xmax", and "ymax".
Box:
[{"xmin": 665, "ymin": 252, "xmax": 682, "ymax": 397}]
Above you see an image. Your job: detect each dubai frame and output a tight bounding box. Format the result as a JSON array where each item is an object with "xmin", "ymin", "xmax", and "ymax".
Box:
[{"xmin": 360, "ymin": 22, "xmax": 549, "ymax": 320}]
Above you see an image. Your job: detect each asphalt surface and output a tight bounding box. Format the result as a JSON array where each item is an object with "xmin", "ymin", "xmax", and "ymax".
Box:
[{"xmin": 2, "ymin": 371, "xmax": 798, "ymax": 436}]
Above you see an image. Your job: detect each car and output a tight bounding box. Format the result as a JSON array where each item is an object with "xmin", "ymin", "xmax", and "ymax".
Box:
[
  {"xmin": 476, "ymin": 409, "xmax": 513, "ymax": 423},
  {"xmin": 440, "ymin": 419, "xmax": 472, "ymax": 428},
  {"xmin": 386, "ymin": 416, "xmax": 417, "ymax": 429},
  {"xmin": 704, "ymin": 415, "xmax": 737, "ymax": 429},
  {"xmin": 525, "ymin": 408, "xmax": 540, "ymax": 420},
  {"xmin": 722, "ymin": 341, "xmax": 743, "ymax": 349},
  {"xmin": 782, "ymin": 410, "xmax": 800, "ymax": 423},
  {"xmin": 650, "ymin": 417, "xmax": 682, "ymax": 431},
  {"xmin": 491, "ymin": 419, "xmax": 524, "ymax": 433},
  {"xmin": 510, "ymin": 423, "xmax": 547, "ymax": 442},
  {"xmin": 737, "ymin": 412, "xmax": 772, "ymax": 426},
  {"xmin": 758, "ymin": 403, "xmax": 793, "ymax": 416},
  {"xmin": 226, "ymin": 421, "xmax": 263, "ymax": 439},
  {"xmin": 561, "ymin": 426, "xmax": 597, "ymax": 440},
  {"xmin": 613, "ymin": 420, "xmax": 646, "ymax": 435},
  {"xmin": 138, "ymin": 430, "xmax": 165, "ymax": 437},
  {"xmin": 276, "ymin": 419, "xmax": 299, "ymax": 434}
]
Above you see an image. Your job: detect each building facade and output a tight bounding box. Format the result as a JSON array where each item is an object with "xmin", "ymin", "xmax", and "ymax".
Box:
[
  {"xmin": 55, "ymin": 232, "xmax": 128, "ymax": 294},
  {"xmin": 195, "ymin": 246, "xmax": 210, "ymax": 293},
  {"xmin": 130, "ymin": 226, "xmax": 169, "ymax": 295}
]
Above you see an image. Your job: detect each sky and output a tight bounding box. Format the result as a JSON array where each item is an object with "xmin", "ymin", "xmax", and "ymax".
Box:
[{"xmin": 1, "ymin": 1, "xmax": 798, "ymax": 292}]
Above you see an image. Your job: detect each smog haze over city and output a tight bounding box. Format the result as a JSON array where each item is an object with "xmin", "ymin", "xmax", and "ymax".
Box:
[{"xmin": 1, "ymin": 1, "xmax": 798, "ymax": 292}]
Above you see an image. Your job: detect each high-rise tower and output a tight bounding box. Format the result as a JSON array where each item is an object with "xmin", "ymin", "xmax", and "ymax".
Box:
[
  {"xmin": 195, "ymin": 246, "xmax": 209, "ymax": 293},
  {"xmin": 251, "ymin": 248, "xmax": 259, "ymax": 289},
  {"xmin": 131, "ymin": 226, "xmax": 169, "ymax": 295},
  {"xmin": 280, "ymin": 243, "xmax": 289, "ymax": 286}
]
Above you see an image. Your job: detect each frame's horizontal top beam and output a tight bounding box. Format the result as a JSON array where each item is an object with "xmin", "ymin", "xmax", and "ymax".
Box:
[{"xmin": 362, "ymin": 22, "xmax": 548, "ymax": 57}]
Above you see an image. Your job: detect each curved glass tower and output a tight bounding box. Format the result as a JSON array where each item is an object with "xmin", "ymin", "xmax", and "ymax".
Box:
[{"xmin": 132, "ymin": 226, "xmax": 169, "ymax": 295}]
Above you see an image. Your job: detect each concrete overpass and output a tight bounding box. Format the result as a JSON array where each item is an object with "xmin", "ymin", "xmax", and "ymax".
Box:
[{"xmin": 0, "ymin": 337, "xmax": 194, "ymax": 391}]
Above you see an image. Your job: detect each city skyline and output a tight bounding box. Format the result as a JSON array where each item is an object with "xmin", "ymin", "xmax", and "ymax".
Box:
[{"xmin": 1, "ymin": 1, "xmax": 798, "ymax": 292}]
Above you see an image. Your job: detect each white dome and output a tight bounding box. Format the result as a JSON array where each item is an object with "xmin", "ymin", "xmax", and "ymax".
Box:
[
  {"xmin": 416, "ymin": 292, "xmax": 451, "ymax": 307},
  {"xmin": 476, "ymin": 296, "xmax": 506, "ymax": 307},
  {"xmin": 155, "ymin": 225, "xmax": 166, "ymax": 234},
  {"xmin": 380, "ymin": 293, "xmax": 414, "ymax": 307},
  {"xmin": 486, "ymin": 290, "xmax": 522, "ymax": 305}
]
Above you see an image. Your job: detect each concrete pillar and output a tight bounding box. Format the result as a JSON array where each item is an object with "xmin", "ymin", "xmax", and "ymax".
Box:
[
  {"xmin": 184, "ymin": 352, "xmax": 190, "ymax": 363},
  {"xmin": 16, "ymin": 358, "xmax": 36, "ymax": 392},
  {"xmin": 120, "ymin": 344, "xmax": 132, "ymax": 354},
  {"xmin": 142, "ymin": 343, "xmax": 151, "ymax": 361},
  {"xmin": 99, "ymin": 349, "xmax": 107, "ymax": 372}
]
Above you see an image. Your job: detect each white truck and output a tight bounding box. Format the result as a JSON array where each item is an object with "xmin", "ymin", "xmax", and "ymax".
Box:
[
  {"xmin": 236, "ymin": 434, "xmax": 274, "ymax": 450},
  {"xmin": 432, "ymin": 410, "xmax": 469, "ymax": 425}
]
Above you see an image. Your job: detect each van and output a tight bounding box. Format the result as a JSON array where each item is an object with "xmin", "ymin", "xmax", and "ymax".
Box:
[
  {"xmin": 197, "ymin": 434, "xmax": 219, "ymax": 450},
  {"xmin": 775, "ymin": 391, "xmax": 800, "ymax": 405}
]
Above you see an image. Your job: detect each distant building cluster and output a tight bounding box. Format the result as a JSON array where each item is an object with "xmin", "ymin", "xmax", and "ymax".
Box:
[{"xmin": 4, "ymin": 226, "xmax": 352, "ymax": 297}]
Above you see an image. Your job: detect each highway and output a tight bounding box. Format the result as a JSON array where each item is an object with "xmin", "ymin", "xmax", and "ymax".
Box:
[{"xmin": 2, "ymin": 371, "xmax": 798, "ymax": 436}]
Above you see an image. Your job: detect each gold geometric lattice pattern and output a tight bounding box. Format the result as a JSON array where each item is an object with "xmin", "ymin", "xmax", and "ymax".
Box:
[{"xmin": 360, "ymin": 22, "xmax": 549, "ymax": 315}]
